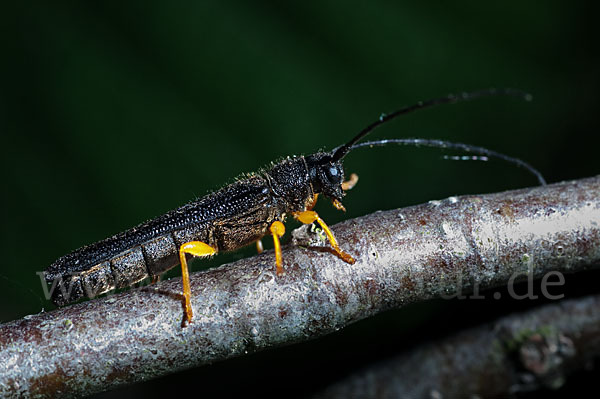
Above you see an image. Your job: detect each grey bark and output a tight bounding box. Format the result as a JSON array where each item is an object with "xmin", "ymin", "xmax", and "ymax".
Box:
[
  {"xmin": 1, "ymin": 176, "xmax": 599, "ymax": 398},
  {"xmin": 312, "ymin": 294, "xmax": 600, "ymax": 398}
]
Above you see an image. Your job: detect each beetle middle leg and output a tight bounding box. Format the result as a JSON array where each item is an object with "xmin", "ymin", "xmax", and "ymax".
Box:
[
  {"xmin": 179, "ymin": 241, "xmax": 216, "ymax": 324},
  {"xmin": 293, "ymin": 211, "xmax": 355, "ymax": 264},
  {"xmin": 269, "ymin": 221, "xmax": 286, "ymax": 275}
]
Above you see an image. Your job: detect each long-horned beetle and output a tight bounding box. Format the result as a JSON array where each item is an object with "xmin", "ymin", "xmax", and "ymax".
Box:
[{"xmin": 44, "ymin": 88, "xmax": 545, "ymax": 325}]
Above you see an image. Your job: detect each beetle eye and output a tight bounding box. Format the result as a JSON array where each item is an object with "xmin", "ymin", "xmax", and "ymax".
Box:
[{"xmin": 325, "ymin": 165, "xmax": 340, "ymax": 183}]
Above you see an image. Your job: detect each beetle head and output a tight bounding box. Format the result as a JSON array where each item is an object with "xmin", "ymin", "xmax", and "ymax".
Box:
[{"xmin": 305, "ymin": 152, "xmax": 345, "ymax": 202}]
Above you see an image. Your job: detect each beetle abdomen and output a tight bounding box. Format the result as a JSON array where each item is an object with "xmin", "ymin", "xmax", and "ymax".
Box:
[
  {"xmin": 44, "ymin": 175, "xmax": 274, "ymax": 306},
  {"xmin": 46, "ymin": 228, "xmax": 196, "ymax": 306}
]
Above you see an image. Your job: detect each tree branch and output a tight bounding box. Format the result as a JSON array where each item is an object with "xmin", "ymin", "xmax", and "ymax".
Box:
[
  {"xmin": 1, "ymin": 176, "xmax": 599, "ymax": 398},
  {"xmin": 312, "ymin": 293, "xmax": 600, "ymax": 398}
]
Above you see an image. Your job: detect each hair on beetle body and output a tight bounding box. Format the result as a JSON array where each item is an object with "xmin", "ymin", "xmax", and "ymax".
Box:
[{"xmin": 44, "ymin": 88, "xmax": 545, "ymax": 326}]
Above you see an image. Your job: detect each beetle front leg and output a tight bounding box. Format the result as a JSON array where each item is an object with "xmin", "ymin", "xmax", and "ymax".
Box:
[{"xmin": 293, "ymin": 211, "xmax": 355, "ymax": 264}]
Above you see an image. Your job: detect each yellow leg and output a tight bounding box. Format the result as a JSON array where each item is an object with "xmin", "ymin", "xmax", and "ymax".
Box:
[
  {"xmin": 179, "ymin": 241, "xmax": 216, "ymax": 324},
  {"xmin": 256, "ymin": 239, "xmax": 264, "ymax": 254},
  {"xmin": 270, "ymin": 221, "xmax": 286, "ymax": 275},
  {"xmin": 293, "ymin": 211, "xmax": 355, "ymax": 264}
]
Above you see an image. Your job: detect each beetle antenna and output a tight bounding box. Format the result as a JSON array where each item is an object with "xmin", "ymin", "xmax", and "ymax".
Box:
[
  {"xmin": 331, "ymin": 88, "xmax": 532, "ymax": 162},
  {"xmin": 350, "ymin": 138, "xmax": 546, "ymax": 185}
]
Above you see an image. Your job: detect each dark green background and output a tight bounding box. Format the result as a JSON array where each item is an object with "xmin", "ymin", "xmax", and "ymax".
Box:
[{"xmin": 1, "ymin": 1, "xmax": 599, "ymax": 397}]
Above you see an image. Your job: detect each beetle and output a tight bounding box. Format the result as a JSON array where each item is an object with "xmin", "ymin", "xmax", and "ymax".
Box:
[{"xmin": 43, "ymin": 88, "xmax": 545, "ymax": 325}]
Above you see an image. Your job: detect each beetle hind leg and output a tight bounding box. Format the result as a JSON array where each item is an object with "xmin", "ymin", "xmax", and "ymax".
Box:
[{"xmin": 179, "ymin": 241, "xmax": 216, "ymax": 324}]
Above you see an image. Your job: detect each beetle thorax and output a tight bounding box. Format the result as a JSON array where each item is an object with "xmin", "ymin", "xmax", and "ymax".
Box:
[{"xmin": 265, "ymin": 156, "xmax": 314, "ymax": 212}]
